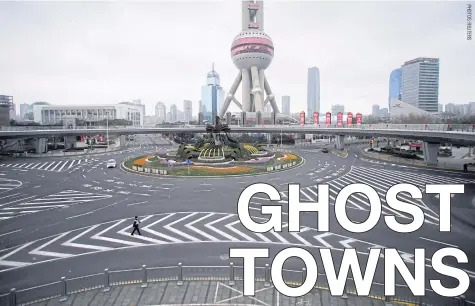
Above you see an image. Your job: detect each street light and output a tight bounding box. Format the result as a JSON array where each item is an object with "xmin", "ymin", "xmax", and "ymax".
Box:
[
  {"xmin": 280, "ymin": 124, "xmax": 283, "ymax": 147},
  {"xmin": 106, "ymin": 111, "xmax": 109, "ymax": 151}
]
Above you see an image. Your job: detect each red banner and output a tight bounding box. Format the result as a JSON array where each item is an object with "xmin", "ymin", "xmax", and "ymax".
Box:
[
  {"xmin": 337, "ymin": 112, "xmax": 343, "ymax": 126},
  {"xmin": 313, "ymin": 112, "xmax": 319, "ymax": 125},
  {"xmin": 300, "ymin": 111, "xmax": 305, "ymax": 125},
  {"xmin": 347, "ymin": 112, "xmax": 353, "ymax": 125},
  {"xmin": 356, "ymin": 113, "xmax": 362, "ymax": 125},
  {"xmin": 325, "ymin": 112, "xmax": 331, "ymax": 125}
]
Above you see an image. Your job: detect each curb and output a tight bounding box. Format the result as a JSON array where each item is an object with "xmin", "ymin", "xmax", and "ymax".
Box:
[
  {"xmin": 120, "ymin": 156, "xmax": 306, "ymax": 179},
  {"xmin": 359, "ymin": 149, "xmax": 474, "ymax": 174}
]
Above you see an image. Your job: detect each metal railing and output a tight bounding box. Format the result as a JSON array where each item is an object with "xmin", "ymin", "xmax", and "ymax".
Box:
[
  {"xmin": 1, "ymin": 263, "xmax": 472, "ymax": 306},
  {"xmin": 362, "ymin": 150, "xmax": 470, "ymax": 170},
  {"xmin": 1, "ymin": 124, "xmax": 474, "ymax": 132},
  {"xmin": 0, "ymin": 125, "xmax": 136, "ymax": 131}
]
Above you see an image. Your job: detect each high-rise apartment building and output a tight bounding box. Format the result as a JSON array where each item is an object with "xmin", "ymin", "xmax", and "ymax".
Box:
[
  {"xmin": 401, "ymin": 57, "xmax": 440, "ymax": 112},
  {"xmin": 201, "ymin": 64, "xmax": 224, "ymax": 123},
  {"xmin": 170, "ymin": 104, "xmax": 178, "ymax": 123},
  {"xmin": 307, "ymin": 67, "xmax": 320, "ymax": 115},
  {"xmin": 183, "ymin": 100, "xmax": 192, "ymax": 123},
  {"xmin": 388, "ymin": 68, "xmax": 402, "ymax": 109},
  {"xmin": 198, "ymin": 100, "xmax": 203, "ymax": 115},
  {"xmin": 0, "ymin": 95, "xmax": 13, "ymax": 125},
  {"xmin": 372, "ymin": 105, "xmax": 380, "ymax": 116},
  {"xmin": 281, "ymin": 96, "xmax": 290, "ymax": 115},
  {"xmin": 155, "ymin": 102, "xmax": 166, "ymax": 123},
  {"xmin": 20, "ymin": 103, "xmax": 29, "ymax": 119},
  {"xmin": 331, "ymin": 104, "xmax": 344, "ymax": 114}
]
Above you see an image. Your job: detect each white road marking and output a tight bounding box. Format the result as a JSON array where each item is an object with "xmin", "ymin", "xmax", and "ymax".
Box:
[
  {"xmin": 0, "ymin": 229, "xmax": 22, "ymax": 237},
  {"xmin": 62, "ymin": 225, "xmax": 113, "ymax": 251},
  {"xmin": 127, "ymin": 201, "xmax": 149, "ymax": 206},
  {"xmin": 30, "ymin": 232, "xmax": 74, "ymax": 258},
  {"xmin": 419, "ymin": 236, "xmax": 459, "ymax": 248}
]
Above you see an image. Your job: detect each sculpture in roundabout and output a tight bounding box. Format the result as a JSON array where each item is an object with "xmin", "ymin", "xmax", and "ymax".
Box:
[{"xmin": 175, "ymin": 116, "xmax": 270, "ymax": 162}]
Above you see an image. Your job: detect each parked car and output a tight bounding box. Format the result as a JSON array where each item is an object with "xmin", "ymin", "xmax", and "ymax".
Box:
[
  {"xmin": 321, "ymin": 148, "xmax": 329, "ymax": 153},
  {"xmin": 106, "ymin": 159, "xmax": 117, "ymax": 168}
]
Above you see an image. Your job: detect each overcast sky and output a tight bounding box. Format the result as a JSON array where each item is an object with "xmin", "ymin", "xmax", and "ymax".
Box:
[{"xmin": 1, "ymin": 1, "xmax": 474, "ymax": 116}]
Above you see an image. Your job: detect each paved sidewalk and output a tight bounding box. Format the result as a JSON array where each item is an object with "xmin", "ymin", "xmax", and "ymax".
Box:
[{"xmin": 25, "ymin": 280, "xmax": 402, "ymax": 306}]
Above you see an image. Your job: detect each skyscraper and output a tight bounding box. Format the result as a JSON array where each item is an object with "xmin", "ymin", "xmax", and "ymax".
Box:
[
  {"xmin": 401, "ymin": 57, "xmax": 440, "ymax": 112},
  {"xmin": 155, "ymin": 102, "xmax": 166, "ymax": 123},
  {"xmin": 372, "ymin": 105, "xmax": 380, "ymax": 116},
  {"xmin": 183, "ymin": 100, "xmax": 192, "ymax": 123},
  {"xmin": 307, "ymin": 67, "xmax": 320, "ymax": 115},
  {"xmin": 388, "ymin": 68, "xmax": 402, "ymax": 109},
  {"xmin": 201, "ymin": 64, "xmax": 224, "ymax": 122},
  {"xmin": 281, "ymin": 96, "xmax": 290, "ymax": 115},
  {"xmin": 170, "ymin": 104, "xmax": 178, "ymax": 123},
  {"xmin": 331, "ymin": 104, "xmax": 344, "ymax": 114}
]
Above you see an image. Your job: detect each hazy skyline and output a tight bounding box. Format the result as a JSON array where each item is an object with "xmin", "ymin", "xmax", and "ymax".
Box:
[{"xmin": 1, "ymin": 1, "xmax": 474, "ymax": 116}]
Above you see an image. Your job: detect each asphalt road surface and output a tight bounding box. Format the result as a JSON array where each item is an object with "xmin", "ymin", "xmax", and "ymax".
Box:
[{"xmin": 1, "ymin": 136, "xmax": 475, "ymax": 304}]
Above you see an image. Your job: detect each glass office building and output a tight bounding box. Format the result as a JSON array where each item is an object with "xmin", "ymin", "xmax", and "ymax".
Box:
[{"xmin": 388, "ymin": 68, "xmax": 402, "ymax": 109}]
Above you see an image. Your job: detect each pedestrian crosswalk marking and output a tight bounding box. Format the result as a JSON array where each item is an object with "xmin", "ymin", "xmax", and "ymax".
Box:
[
  {"xmin": 142, "ymin": 214, "xmax": 182, "ymax": 242},
  {"xmin": 0, "ymin": 158, "xmax": 94, "ymax": 173},
  {"xmin": 2, "ymin": 211, "xmax": 475, "ymax": 279},
  {"xmin": 91, "ymin": 219, "xmax": 147, "ymax": 247},
  {"xmin": 253, "ymin": 166, "xmax": 474, "ymax": 226},
  {"xmin": 63, "ymin": 225, "xmax": 114, "ymax": 251},
  {"xmin": 30, "ymin": 232, "xmax": 74, "ymax": 258},
  {"xmin": 0, "ymin": 189, "xmax": 112, "ymax": 222}
]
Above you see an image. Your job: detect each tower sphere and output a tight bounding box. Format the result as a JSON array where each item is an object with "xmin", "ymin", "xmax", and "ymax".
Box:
[{"xmin": 231, "ymin": 30, "xmax": 274, "ymax": 70}]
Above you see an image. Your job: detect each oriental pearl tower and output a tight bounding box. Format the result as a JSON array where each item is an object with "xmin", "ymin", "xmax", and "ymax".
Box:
[{"xmin": 218, "ymin": 0, "xmax": 280, "ymax": 118}]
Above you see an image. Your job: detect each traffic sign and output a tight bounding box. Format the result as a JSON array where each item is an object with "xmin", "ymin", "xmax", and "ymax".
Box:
[{"xmin": 185, "ymin": 159, "xmax": 191, "ymax": 165}]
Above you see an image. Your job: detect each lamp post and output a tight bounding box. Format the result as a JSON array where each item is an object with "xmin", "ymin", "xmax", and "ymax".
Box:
[
  {"xmin": 280, "ymin": 125, "xmax": 283, "ymax": 147},
  {"xmin": 106, "ymin": 111, "xmax": 109, "ymax": 151}
]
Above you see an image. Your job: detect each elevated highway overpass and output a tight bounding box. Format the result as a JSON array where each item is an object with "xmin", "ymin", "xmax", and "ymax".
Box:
[{"xmin": 1, "ymin": 124, "xmax": 474, "ymax": 165}]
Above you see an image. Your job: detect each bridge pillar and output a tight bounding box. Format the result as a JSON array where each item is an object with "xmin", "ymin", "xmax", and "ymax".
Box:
[
  {"xmin": 119, "ymin": 135, "xmax": 127, "ymax": 148},
  {"xmin": 35, "ymin": 138, "xmax": 47, "ymax": 153},
  {"xmin": 240, "ymin": 112, "xmax": 247, "ymax": 127},
  {"xmin": 267, "ymin": 133, "xmax": 272, "ymax": 145},
  {"xmin": 335, "ymin": 135, "xmax": 345, "ymax": 150},
  {"xmin": 423, "ymin": 141, "xmax": 439, "ymax": 166},
  {"xmin": 64, "ymin": 136, "xmax": 77, "ymax": 149}
]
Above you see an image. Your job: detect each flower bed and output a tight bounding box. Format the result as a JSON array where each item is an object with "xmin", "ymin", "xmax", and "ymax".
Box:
[
  {"xmin": 278, "ymin": 153, "xmax": 297, "ymax": 161},
  {"xmin": 124, "ymin": 152, "xmax": 303, "ymax": 176},
  {"xmin": 134, "ymin": 155, "xmax": 153, "ymax": 166},
  {"xmin": 191, "ymin": 165, "xmax": 252, "ymax": 174}
]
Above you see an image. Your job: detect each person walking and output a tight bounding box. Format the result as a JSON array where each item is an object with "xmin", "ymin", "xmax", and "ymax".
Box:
[
  {"xmin": 131, "ymin": 216, "xmax": 142, "ymax": 236},
  {"xmin": 463, "ymin": 163, "xmax": 468, "ymax": 173}
]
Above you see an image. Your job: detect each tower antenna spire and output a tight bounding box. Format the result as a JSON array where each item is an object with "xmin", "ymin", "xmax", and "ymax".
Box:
[{"xmin": 219, "ymin": 0, "xmax": 280, "ymax": 118}]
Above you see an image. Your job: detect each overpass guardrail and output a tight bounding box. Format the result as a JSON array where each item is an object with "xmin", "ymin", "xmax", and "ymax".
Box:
[
  {"xmin": 0, "ymin": 263, "xmax": 471, "ymax": 306},
  {"xmin": 1, "ymin": 124, "xmax": 474, "ymax": 132}
]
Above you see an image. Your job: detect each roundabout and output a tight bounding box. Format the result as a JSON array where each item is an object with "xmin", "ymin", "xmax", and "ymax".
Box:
[{"xmin": 123, "ymin": 119, "xmax": 303, "ymax": 177}]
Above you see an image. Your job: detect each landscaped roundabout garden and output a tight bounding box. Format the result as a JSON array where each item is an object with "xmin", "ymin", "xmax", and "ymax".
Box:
[
  {"xmin": 123, "ymin": 117, "xmax": 303, "ymax": 177},
  {"xmin": 124, "ymin": 147, "xmax": 302, "ymax": 177}
]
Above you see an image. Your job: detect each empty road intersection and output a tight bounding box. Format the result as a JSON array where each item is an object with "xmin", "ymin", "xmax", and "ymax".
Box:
[{"xmin": 1, "ymin": 138, "xmax": 475, "ymax": 305}]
